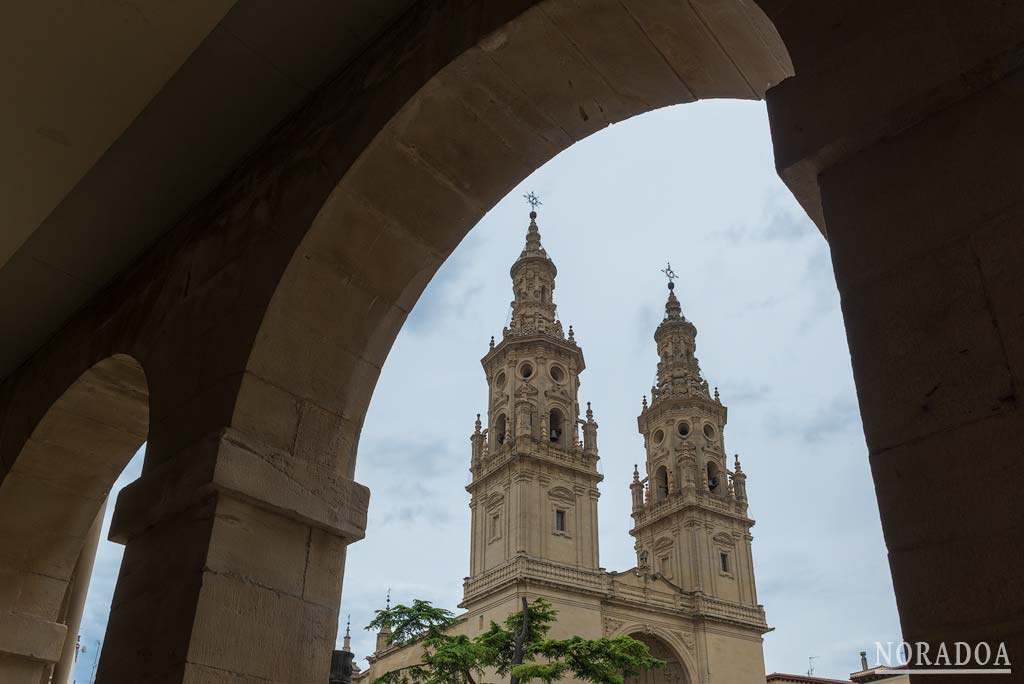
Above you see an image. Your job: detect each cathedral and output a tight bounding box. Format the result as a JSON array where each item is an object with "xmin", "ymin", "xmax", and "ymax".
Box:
[{"xmin": 356, "ymin": 208, "xmax": 769, "ymax": 684}]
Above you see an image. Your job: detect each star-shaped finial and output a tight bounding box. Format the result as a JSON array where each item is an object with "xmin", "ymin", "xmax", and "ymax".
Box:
[
  {"xmin": 523, "ymin": 191, "xmax": 542, "ymax": 212},
  {"xmin": 661, "ymin": 262, "xmax": 678, "ymax": 283}
]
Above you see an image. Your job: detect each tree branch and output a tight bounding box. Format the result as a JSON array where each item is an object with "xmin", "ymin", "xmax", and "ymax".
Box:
[{"xmin": 509, "ymin": 597, "xmax": 530, "ymax": 684}]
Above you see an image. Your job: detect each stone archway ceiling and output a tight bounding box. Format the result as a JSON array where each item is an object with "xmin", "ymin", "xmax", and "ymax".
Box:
[
  {"xmin": 0, "ymin": 0, "xmax": 415, "ymax": 378},
  {"xmin": 0, "ymin": 0, "xmax": 791, "ymax": 382}
]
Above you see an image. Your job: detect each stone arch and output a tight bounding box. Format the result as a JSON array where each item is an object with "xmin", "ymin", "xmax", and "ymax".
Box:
[
  {"xmin": 627, "ymin": 633, "xmax": 691, "ymax": 684},
  {"xmin": 607, "ymin": 621, "xmax": 697, "ymax": 684},
  {"xmin": 19, "ymin": 2, "xmax": 792, "ymax": 680},
  {"xmin": 712, "ymin": 532, "xmax": 734, "ymax": 547},
  {"xmin": 654, "ymin": 465, "xmax": 670, "ymax": 500},
  {"xmin": 706, "ymin": 461, "xmax": 723, "ymax": 493},
  {"xmin": 0, "ymin": 354, "xmax": 147, "ymax": 672},
  {"xmin": 234, "ymin": 0, "xmax": 794, "ymax": 489},
  {"xmin": 494, "ymin": 413, "xmax": 508, "ymax": 446},
  {"xmin": 548, "ymin": 406, "xmax": 567, "ymax": 445},
  {"xmin": 548, "ymin": 486, "xmax": 575, "ymax": 505}
]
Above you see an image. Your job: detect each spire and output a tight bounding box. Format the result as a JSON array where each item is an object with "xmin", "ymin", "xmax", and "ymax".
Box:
[
  {"xmin": 652, "ymin": 263, "xmax": 707, "ymax": 403},
  {"xmin": 582, "ymin": 401, "xmax": 599, "ymax": 454},
  {"xmin": 732, "ymin": 454, "xmax": 748, "ymax": 504},
  {"xmin": 518, "ymin": 192, "xmax": 549, "ymax": 260},
  {"xmin": 664, "ymin": 284, "xmax": 683, "ymax": 320},
  {"xmin": 520, "ymin": 210, "xmax": 547, "ymax": 258},
  {"xmin": 342, "ymin": 614, "xmax": 352, "ymax": 652},
  {"xmin": 630, "ymin": 464, "xmax": 644, "ymax": 512},
  {"xmin": 659, "ymin": 263, "xmax": 685, "ymax": 322},
  {"xmin": 375, "ymin": 589, "xmax": 393, "ymax": 653},
  {"xmin": 507, "ymin": 195, "xmax": 562, "ymax": 340}
]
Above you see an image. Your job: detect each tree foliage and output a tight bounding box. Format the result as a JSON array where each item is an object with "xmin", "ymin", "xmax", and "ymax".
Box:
[{"xmin": 367, "ymin": 597, "xmax": 663, "ymax": 684}]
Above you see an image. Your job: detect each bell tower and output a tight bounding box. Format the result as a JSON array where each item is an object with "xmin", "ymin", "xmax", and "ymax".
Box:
[
  {"xmin": 463, "ymin": 204, "xmax": 603, "ymax": 607},
  {"xmin": 630, "ymin": 269, "xmax": 759, "ymax": 608}
]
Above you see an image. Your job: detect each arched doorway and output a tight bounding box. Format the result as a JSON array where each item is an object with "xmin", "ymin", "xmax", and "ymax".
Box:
[{"xmin": 626, "ymin": 633, "xmax": 690, "ymax": 684}]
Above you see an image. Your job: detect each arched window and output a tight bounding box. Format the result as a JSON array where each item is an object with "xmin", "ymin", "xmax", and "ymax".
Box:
[
  {"xmin": 549, "ymin": 408, "xmax": 565, "ymax": 445},
  {"xmin": 707, "ymin": 462, "xmax": 721, "ymax": 493},
  {"xmin": 654, "ymin": 465, "xmax": 669, "ymax": 500},
  {"xmin": 495, "ymin": 414, "xmax": 507, "ymax": 445}
]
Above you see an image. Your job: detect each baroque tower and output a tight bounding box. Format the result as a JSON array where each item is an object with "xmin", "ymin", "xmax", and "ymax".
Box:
[
  {"xmin": 464, "ymin": 207, "xmax": 603, "ymax": 604},
  {"xmin": 363, "ymin": 219, "xmax": 768, "ymax": 684},
  {"xmin": 631, "ymin": 274, "xmax": 758, "ymax": 608}
]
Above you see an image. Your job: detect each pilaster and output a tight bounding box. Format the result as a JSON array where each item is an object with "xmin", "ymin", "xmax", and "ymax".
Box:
[{"xmin": 97, "ymin": 426, "xmax": 368, "ymax": 684}]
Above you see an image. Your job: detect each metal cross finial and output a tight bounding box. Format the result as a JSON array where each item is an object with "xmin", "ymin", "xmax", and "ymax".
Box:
[
  {"xmin": 661, "ymin": 262, "xmax": 678, "ymax": 283},
  {"xmin": 523, "ymin": 191, "xmax": 542, "ymax": 211}
]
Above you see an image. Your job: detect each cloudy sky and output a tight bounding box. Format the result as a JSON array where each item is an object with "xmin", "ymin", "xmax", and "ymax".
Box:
[{"xmin": 75, "ymin": 100, "xmax": 901, "ymax": 683}]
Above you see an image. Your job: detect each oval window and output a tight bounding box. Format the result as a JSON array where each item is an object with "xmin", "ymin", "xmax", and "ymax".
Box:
[
  {"xmin": 703, "ymin": 424, "xmax": 716, "ymax": 439},
  {"xmin": 677, "ymin": 422, "xmax": 690, "ymax": 438},
  {"xmin": 549, "ymin": 365, "xmax": 565, "ymax": 383},
  {"xmin": 495, "ymin": 371, "xmax": 507, "ymax": 389},
  {"xmin": 653, "ymin": 428, "xmax": 665, "ymax": 445},
  {"xmin": 520, "ymin": 362, "xmax": 534, "ymax": 379}
]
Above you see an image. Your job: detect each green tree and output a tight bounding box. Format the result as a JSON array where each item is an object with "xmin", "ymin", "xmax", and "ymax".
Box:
[{"xmin": 366, "ymin": 597, "xmax": 663, "ymax": 684}]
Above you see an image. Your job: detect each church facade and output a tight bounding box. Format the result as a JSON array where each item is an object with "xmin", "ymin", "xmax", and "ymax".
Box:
[{"xmin": 359, "ymin": 209, "xmax": 769, "ymax": 684}]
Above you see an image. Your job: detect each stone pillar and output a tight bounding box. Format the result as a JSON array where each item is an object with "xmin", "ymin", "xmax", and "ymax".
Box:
[
  {"xmin": 0, "ymin": 617, "xmax": 64, "ymax": 684},
  {"xmin": 330, "ymin": 649, "xmax": 354, "ymax": 684},
  {"xmin": 52, "ymin": 499, "xmax": 107, "ymax": 684},
  {"xmin": 773, "ymin": 34, "xmax": 1024, "ymax": 676},
  {"xmin": 96, "ymin": 427, "xmax": 368, "ymax": 684}
]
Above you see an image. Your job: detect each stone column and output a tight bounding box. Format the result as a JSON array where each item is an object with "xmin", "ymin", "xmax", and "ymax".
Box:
[
  {"xmin": 52, "ymin": 499, "xmax": 107, "ymax": 684},
  {"xmin": 770, "ymin": 24, "xmax": 1024, "ymax": 674},
  {"xmin": 95, "ymin": 427, "xmax": 368, "ymax": 684},
  {"xmin": 0, "ymin": 616, "xmax": 64, "ymax": 684}
]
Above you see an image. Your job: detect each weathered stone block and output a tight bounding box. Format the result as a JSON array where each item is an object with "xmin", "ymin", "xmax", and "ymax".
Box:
[
  {"xmin": 302, "ymin": 529, "xmax": 347, "ymax": 608},
  {"xmin": 188, "ymin": 572, "xmax": 335, "ymax": 683},
  {"xmin": 972, "ymin": 203, "xmax": 1024, "ymax": 393},
  {"xmin": 840, "ymin": 238, "xmax": 1013, "ymax": 452},
  {"xmin": 0, "ymin": 611, "xmax": 66, "ymax": 663},
  {"xmin": 870, "ymin": 410, "xmax": 1024, "ymax": 551},
  {"xmin": 888, "ymin": 526, "xmax": 1024, "ymax": 639},
  {"xmin": 206, "ymin": 496, "xmax": 309, "ymax": 598}
]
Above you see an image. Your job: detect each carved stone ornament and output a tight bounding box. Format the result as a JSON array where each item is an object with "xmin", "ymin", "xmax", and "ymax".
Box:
[
  {"xmin": 603, "ymin": 617, "xmax": 624, "ymax": 636},
  {"xmin": 674, "ymin": 630, "xmax": 695, "ymax": 650}
]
